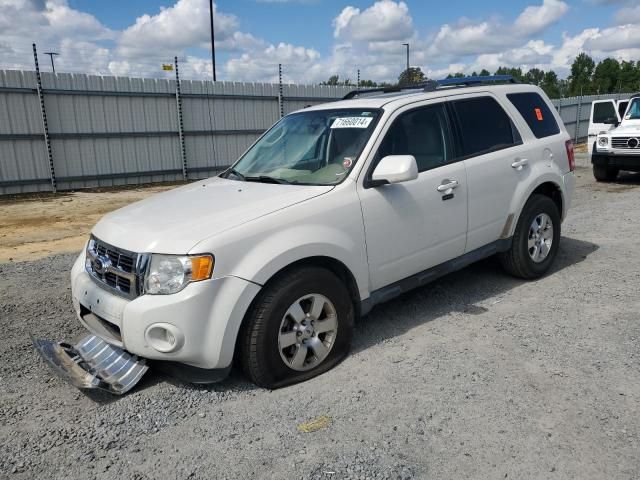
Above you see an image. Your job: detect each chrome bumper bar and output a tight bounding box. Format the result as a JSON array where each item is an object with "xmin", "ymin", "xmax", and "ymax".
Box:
[{"xmin": 32, "ymin": 334, "xmax": 148, "ymax": 395}]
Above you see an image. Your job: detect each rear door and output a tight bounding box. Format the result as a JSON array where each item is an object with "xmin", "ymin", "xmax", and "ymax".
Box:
[
  {"xmin": 589, "ymin": 100, "xmax": 620, "ymax": 149},
  {"xmin": 449, "ymin": 94, "xmax": 532, "ymax": 253}
]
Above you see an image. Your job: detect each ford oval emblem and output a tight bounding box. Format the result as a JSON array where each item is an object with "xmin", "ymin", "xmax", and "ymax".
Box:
[{"xmin": 93, "ymin": 255, "xmax": 112, "ymax": 274}]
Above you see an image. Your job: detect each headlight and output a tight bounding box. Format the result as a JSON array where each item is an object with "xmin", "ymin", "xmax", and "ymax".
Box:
[
  {"xmin": 598, "ymin": 137, "xmax": 609, "ymax": 147},
  {"xmin": 144, "ymin": 254, "xmax": 214, "ymax": 295}
]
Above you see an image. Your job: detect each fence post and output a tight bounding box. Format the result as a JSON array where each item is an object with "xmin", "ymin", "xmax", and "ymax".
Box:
[
  {"xmin": 574, "ymin": 89, "xmax": 583, "ymax": 144},
  {"xmin": 174, "ymin": 56, "xmax": 188, "ymax": 180},
  {"xmin": 357, "ymin": 69, "xmax": 360, "ymax": 90},
  {"xmin": 278, "ymin": 64, "xmax": 284, "ymax": 118},
  {"xmin": 33, "ymin": 43, "xmax": 56, "ymax": 193}
]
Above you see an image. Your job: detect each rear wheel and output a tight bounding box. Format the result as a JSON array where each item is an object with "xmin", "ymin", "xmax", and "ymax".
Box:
[
  {"xmin": 593, "ymin": 164, "xmax": 618, "ymax": 182},
  {"xmin": 499, "ymin": 194, "xmax": 561, "ymax": 279},
  {"xmin": 240, "ymin": 266, "xmax": 354, "ymax": 389}
]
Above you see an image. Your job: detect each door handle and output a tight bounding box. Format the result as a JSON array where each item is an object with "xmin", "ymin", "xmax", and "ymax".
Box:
[
  {"xmin": 437, "ymin": 180, "xmax": 459, "ymax": 192},
  {"xmin": 511, "ymin": 158, "xmax": 529, "ymax": 170}
]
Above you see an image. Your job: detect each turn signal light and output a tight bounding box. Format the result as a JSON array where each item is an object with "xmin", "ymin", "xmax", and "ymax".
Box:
[{"xmin": 190, "ymin": 255, "xmax": 214, "ymax": 281}]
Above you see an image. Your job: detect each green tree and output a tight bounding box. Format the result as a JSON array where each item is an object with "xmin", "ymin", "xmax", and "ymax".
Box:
[
  {"xmin": 398, "ymin": 67, "xmax": 425, "ymax": 86},
  {"xmin": 619, "ymin": 61, "xmax": 640, "ymax": 92},
  {"xmin": 592, "ymin": 58, "xmax": 621, "ymax": 94},
  {"xmin": 568, "ymin": 53, "xmax": 596, "ymax": 95},
  {"xmin": 540, "ymin": 71, "xmax": 561, "ymax": 98},
  {"xmin": 320, "ymin": 75, "xmax": 355, "ymax": 86},
  {"xmin": 525, "ymin": 68, "xmax": 545, "ymax": 86},
  {"xmin": 358, "ymin": 79, "xmax": 378, "ymax": 87},
  {"xmin": 495, "ymin": 66, "xmax": 525, "ymax": 82},
  {"xmin": 322, "ymin": 75, "xmax": 340, "ymax": 86},
  {"xmin": 479, "ymin": 69, "xmax": 491, "ymax": 77}
]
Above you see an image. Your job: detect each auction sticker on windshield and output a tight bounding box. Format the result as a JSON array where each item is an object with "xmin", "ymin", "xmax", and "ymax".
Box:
[{"xmin": 331, "ymin": 117, "xmax": 373, "ymax": 129}]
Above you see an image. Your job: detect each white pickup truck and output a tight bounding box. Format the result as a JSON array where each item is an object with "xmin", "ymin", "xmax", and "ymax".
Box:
[
  {"xmin": 34, "ymin": 77, "xmax": 575, "ymax": 393},
  {"xmin": 591, "ymin": 95, "xmax": 640, "ymax": 181}
]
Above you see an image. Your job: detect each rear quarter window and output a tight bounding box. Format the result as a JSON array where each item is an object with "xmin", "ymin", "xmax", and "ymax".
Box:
[{"xmin": 507, "ymin": 92, "xmax": 560, "ymax": 139}]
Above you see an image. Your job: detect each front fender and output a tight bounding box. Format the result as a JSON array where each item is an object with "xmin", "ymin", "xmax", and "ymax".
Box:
[
  {"xmin": 190, "ymin": 186, "xmax": 370, "ymax": 301},
  {"xmin": 235, "ymin": 225, "xmax": 368, "ymax": 299}
]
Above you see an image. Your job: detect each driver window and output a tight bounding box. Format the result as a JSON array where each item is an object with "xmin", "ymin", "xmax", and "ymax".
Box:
[{"xmin": 377, "ymin": 104, "xmax": 451, "ymax": 173}]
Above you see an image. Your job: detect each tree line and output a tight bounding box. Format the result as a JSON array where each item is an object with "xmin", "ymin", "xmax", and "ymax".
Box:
[{"xmin": 320, "ymin": 53, "xmax": 640, "ymax": 99}]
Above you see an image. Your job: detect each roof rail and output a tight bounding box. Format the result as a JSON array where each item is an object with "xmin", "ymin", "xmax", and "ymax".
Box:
[
  {"xmin": 435, "ymin": 75, "xmax": 517, "ymax": 88},
  {"xmin": 342, "ymin": 75, "xmax": 518, "ymax": 100}
]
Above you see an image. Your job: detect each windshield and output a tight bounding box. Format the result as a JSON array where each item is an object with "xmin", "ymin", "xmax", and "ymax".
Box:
[
  {"xmin": 624, "ymin": 98, "xmax": 640, "ymax": 120},
  {"xmin": 223, "ymin": 109, "xmax": 380, "ymax": 185}
]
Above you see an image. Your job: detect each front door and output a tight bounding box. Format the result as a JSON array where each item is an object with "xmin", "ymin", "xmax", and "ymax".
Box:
[
  {"xmin": 357, "ymin": 102, "xmax": 468, "ymax": 291},
  {"xmin": 589, "ymin": 99, "xmax": 620, "ymax": 149}
]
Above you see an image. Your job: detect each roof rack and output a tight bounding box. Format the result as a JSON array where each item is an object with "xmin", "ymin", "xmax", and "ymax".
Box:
[{"xmin": 342, "ymin": 75, "xmax": 518, "ymax": 100}]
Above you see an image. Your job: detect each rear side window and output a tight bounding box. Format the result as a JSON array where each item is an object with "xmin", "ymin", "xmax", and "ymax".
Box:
[
  {"xmin": 452, "ymin": 96, "xmax": 520, "ymax": 158},
  {"xmin": 591, "ymin": 101, "xmax": 618, "ymax": 124},
  {"xmin": 507, "ymin": 92, "xmax": 560, "ymax": 138}
]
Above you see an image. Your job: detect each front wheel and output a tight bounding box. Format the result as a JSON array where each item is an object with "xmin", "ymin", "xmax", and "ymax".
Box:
[
  {"xmin": 593, "ymin": 164, "xmax": 618, "ymax": 182},
  {"xmin": 239, "ymin": 266, "xmax": 354, "ymax": 389},
  {"xmin": 499, "ymin": 194, "xmax": 561, "ymax": 279}
]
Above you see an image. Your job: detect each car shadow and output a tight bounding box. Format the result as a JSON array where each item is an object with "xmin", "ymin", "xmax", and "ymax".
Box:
[
  {"xmin": 615, "ymin": 171, "xmax": 640, "ymax": 185},
  {"xmin": 90, "ymin": 236, "xmax": 598, "ymax": 398},
  {"xmin": 350, "ymin": 236, "xmax": 598, "ymax": 355}
]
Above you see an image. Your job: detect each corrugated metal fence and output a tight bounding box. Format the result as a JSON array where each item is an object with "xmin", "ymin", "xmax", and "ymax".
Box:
[
  {"xmin": 0, "ymin": 70, "xmax": 352, "ymax": 194},
  {"xmin": 0, "ymin": 69, "xmax": 634, "ymax": 195}
]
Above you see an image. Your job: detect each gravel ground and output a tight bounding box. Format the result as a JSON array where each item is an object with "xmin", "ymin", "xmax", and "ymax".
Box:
[{"xmin": 1, "ymin": 153, "xmax": 639, "ymax": 479}]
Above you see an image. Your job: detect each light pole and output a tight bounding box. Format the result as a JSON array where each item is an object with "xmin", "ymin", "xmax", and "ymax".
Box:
[
  {"xmin": 44, "ymin": 52, "xmax": 59, "ymax": 74},
  {"xmin": 209, "ymin": 0, "xmax": 217, "ymax": 81},
  {"xmin": 402, "ymin": 43, "xmax": 410, "ymax": 81}
]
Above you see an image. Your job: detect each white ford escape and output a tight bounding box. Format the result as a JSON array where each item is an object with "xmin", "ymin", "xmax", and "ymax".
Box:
[{"xmin": 34, "ymin": 77, "xmax": 575, "ymax": 393}]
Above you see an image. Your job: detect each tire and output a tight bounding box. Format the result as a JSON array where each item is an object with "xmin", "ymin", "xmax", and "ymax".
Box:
[
  {"xmin": 239, "ymin": 266, "xmax": 354, "ymax": 389},
  {"xmin": 499, "ymin": 194, "xmax": 561, "ymax": 279},
  {"xmin": 593, "ymin": 164, "xmax": 618, "ymax": 182}
]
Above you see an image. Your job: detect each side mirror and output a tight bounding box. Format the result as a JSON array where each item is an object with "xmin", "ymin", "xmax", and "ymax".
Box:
[
  {"xmin": 603, "ymin": 117, "xmax": 619, "ymax": 127},
  {"xmin": 369, "ymin": 155, "xmax": 418, "ymax": 187}
]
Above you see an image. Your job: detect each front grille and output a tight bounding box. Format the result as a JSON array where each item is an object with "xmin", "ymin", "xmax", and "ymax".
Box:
[
  {"xmin": 85, "ymin": 236, "xmax": 144, "ymax": 299},
  {"xmin": 611, "ymin": 137, "xmax": 640, "ymax": 149}
]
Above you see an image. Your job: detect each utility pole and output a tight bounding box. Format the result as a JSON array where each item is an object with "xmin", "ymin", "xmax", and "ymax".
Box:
[
  {"xmin": 402, "ymin": 43, "xmax": 410, "ymax": 83},
  {"xmin": 43, "ymin": 51, "xmax": 59, "ymax": 74},
  {"xmin": 209, "ymin": 0, "xmax": 217, "ymax": 81}
]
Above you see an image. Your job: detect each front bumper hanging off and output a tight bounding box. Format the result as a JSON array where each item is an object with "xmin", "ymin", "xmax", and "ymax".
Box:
[{"xmin": 32, "ymin": 334, "xmax": 148, "ymax": 395}]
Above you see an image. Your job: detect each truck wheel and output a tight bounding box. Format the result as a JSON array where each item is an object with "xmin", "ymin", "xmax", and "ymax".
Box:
[
  {"xmin": 499, "ymin": 194, "xmax": 561, "ymax": 279},
  {"xmin": 593, "ymin": 164, "xmax": 618, "ymax": 182},
  {"xmin": 240, "ymin": 266, "xmax": 354, "ymax": 389}
]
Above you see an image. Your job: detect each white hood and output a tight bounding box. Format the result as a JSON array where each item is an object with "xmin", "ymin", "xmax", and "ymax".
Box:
[
  {"xmin": 92, "ymin": 177, "xmax": 333, "ymax": 253},
  {"xmin": 612, "ymin": 120, "xmax": 640, "ymax": 134}
]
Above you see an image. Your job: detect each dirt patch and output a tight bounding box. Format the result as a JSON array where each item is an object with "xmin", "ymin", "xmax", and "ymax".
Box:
[{"xmin": 0, "ymin": 185, "xmax": 176, "ymax": 262}]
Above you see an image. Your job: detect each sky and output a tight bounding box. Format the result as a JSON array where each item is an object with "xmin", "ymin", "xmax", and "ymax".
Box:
[{"xmin": 1, "ymin": 0, "xmax": 639, "ymax": 84}]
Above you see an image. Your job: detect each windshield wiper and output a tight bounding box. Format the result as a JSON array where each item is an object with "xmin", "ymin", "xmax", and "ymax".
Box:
[{"xmin": 244, "ymin": 175, "xmax": 292, "ymax": 185}]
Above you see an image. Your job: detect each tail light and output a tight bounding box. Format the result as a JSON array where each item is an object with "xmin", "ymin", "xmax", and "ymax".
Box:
[{"xmin": 565, "ymin": 140, "xmax": 575, "ymax": 172}]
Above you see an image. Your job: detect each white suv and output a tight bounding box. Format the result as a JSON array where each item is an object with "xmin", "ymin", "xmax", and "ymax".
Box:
[
  {"xmin": 592, "ymin": 94, "xmax": 640, "ymax": 181},
  {"xmin": 35, "ymin": 77, "xmax": 575, "ymax": 392}
]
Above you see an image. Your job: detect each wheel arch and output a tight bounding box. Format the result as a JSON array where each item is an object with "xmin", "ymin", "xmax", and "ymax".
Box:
[
  {"xmin": 232, "ymin": 255, "xmax": 362, "ymax": 363},
  {"xmin": 505, "ymin": 179, "xmax": 565, "ymax": 239}
]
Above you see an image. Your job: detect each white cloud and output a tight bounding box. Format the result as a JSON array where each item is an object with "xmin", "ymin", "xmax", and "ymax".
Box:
[
  {"xmin": 614, "ymin": 5, "xmax": 640, "ymax": 25},
  {"xmin": 514, "ymin": 0, "xmax": 569, "ymax": 36},
  {"xmin": 224, "ymin": 42, "xmax": 321, "ymax": 83},
  {"xmin": 426, "ymin": 0, "xmax": 568, "ymax": 58},
  {"xmin": 0, "ymin": 0, "xmax": 639, "ymax": 85},
  {"xmin": 333, "ymin": 1, "xmax": 414, "ymax": 42},
  {"xmin": 117, "ymin": 0, "xmax": 239, "ymax": 58}
]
